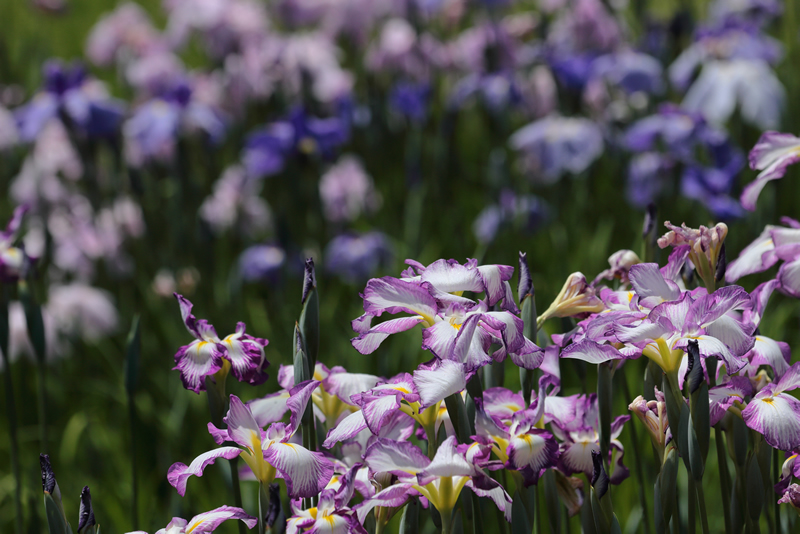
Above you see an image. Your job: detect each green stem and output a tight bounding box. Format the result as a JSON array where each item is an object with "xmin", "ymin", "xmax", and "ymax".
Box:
[
  {"xmin": 773, "ymin": 448, "xmax": 781, "ymax": 534},
  {"xmin": 695, "ymin": 482, "xmax": 710, "ymax": 534},
  {"xmin": 425, "ymin": 423, "xmax": 438, "ymax": 460},
  {"xmin": 258, "ymin": 482, "xmax": 267, "ymax": 534},
  {"xmin": 688, "ymin": 477, "xmax": 697, "ymax": 534},
  {"xmin": 621, "ymin": 375, "xmax": 652, "ymax": 534},
  {"xmin": 715, "ymin": 427, "xmax": 733, "ymax": 534},
  {"xmin": 441, "ymin": 508, "xmax": 453, "ymax": 534},
  {"xmin": 0, "ymin": 291, "xmax": 22, "ymax": 534},
  {"xmin": 230, "ymin": 458, "xmax": 246, "ymax": 534},
  {"xmin": 36, "ymin": 357, "xmax": 47, "ymax": 454},
  {"xmin": 128, "ymin": 395, "xmax": 138, "ymax": 529}
]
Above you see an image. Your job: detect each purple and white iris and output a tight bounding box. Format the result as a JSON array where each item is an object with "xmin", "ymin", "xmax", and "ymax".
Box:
[{"xmin": 173, "ymin": 293, "xmax": 269, "ymax": 393}]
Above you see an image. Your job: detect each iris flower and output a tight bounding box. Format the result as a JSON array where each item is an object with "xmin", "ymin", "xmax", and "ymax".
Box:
[
  {"xmin": 124, "ymin": 506, "xmax": 257, "ymax": 534},
  {"xmin": 168, "ymin": 386, "xmax": 333, "ymax": 498}
]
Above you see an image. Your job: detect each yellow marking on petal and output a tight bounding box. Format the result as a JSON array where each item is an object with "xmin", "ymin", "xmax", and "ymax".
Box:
[
  {"xmin": 762, "ymin": 397, "xmax": 775, "ymax": 405},
  {"xmin": 505, "ymin": 404, "xmax": 521, "ymax": 413},
  {"xmin": 393, "ymin": 386, "xmax": 411, "ymax": 394}
]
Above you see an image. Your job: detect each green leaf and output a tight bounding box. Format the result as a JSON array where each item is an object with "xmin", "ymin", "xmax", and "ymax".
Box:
[
  {"xmin": 399, "ymin": 499, "xmax": 419, "ymax": 534},
  {"xmin": 543, "ymin": 468, "xmax": 561, "ymax": 533},
  {"xmin": 659, "ymin": 447, "xmax": 678, "ymax": 525},
  {"xmin": 44, "ymin": 493, "xmax": 70, "ymax": 534},
  {"xmin": 597, "ymin": 362, "xmax": 613, "ymax": 460},
  {"xmin": 746, "ymin": 454, "xmax": 764, "ymax": 522},
  {"xmin": 19, "ymin": 281, "xmax": 46, "ymax": 364},
  {"xmin": 444, "ymin": 393, "xmax": 471, "ymax": 444},
  {"xmin": 511, "ymin": 490, "xmax": 531, "ymax": 534},
  {"xmin": 691, "ymin": 383, "xmax": 710, "ymax": 464},
  {"xmin": 124, "ymin": 315, "xmax": 141, "ymax": 396},
  {"xmin": 684, "ymin": 409, "xmax": 704, "ymax": 481},
  {"xmin": 298, "ymin": 259, "xmax": 319, "ymax": 371}
]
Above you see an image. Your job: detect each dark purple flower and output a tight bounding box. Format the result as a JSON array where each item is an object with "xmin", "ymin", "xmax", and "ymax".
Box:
[
  {"xmin": 15, "ymin": 60, "xmax": 124, "ymax": 142},
  {"xmin": 389, "ymin": 81, "xmax": 430, "ymax": 123}
]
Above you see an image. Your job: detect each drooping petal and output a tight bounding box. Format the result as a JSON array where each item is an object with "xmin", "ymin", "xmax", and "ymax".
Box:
[
  {"xmin": 286, "ymin": 380, "xmax": 321, "ymax": 435},
  {"xmin": 265, "ymin": 443, "xmax": 334, "ymax": 499},
  {"xmin": 248, "ymin": 390, "xmax": 291, "ymax": 428},
  {"xmin": 483, "ymin": 388, "xmax": 526, "ymax": 421},
  {"xmin": 323, "ymin": 410, "xmax": 368, "ymax": 449},
  {"xmin": 476, "ymin": 264, "xmax": 515, "ymax": 306},
  {"xmin": 351, "ymin": 316, "xmax": 426, "ymax": 354},
  {"xmin": 413, "ymin": 360, "xmax": 467, "ymax": 409},
  {"xmin": 325, "ymin": 373, "xmax": 382, "ymax": 405},
  {"xmin": 561, "ymin": 340, "xmax": 627, "ymax": 364},
  {"xmin": 629, "ymin": 263, "xmax": 681, "ymax": 303},
  {"xmin": 221, "ymin": 323, "xmax": 269, "ymax": 387},
  {"xmin": 742, "ymin": 392, "xmax": 800, "ymax": 451},
  {"xmin": 709, "ymin": 377, "xmax": 753, "ymax": 426},
  {"xmin": 748, "ymin": 336, "xmax": 791, "ymax": 378},
  {"xmin": 420, "ymin": 259, "xmax": 484, "ymax": 294},
  {"xmin": 167, "ymin": 447, "xmax": 242, "ymax": 496},
  {"xmin": 726, "ymin": 226, "xmax": 779, "ymax": 283},
  {"xmin": 364, "ymin": 438, "xmax": 431, "ymax": 476},
  {"xmin": 703, "ymin": 314, "xmax": 755, "ymax": 357},
  {"xmin": 185, "ymin": 506, "xmax": 258, "ymax": 533},
  {"xmin": 418, "ymin": 436, "xmax": 474, "ymax": 481},
  {"xmin": 506, "ymin": 429, "xmax": 558, "ymax": 473},
  {"xmin": 362, "ymin": 277, "xmax": 438, "ymax": 322},
  {"xmin": 466, "ymin": 474, "xmax": 513, "ymax": 522},
  {"xmin": 778, "ymin": 258, "xmax": 800, "ymax": 298},
  {"xmin": 361, "ymin": 394, "xmax": 402, "ymax": 435},
  {"xmin": 742, "ymin": 131, "xmax": 800, "ymax": 211},
  {"xmin": 173, "ymin": 340, "xmax": 225, "ymax": 394}
]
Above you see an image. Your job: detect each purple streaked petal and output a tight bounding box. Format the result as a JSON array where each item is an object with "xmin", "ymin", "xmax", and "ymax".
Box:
[
  {"xmin": 561, "ymin": 340, "xmax": 627, "ymax": 364},
  {"xmin": 709, "ymin": 377, "xmax": 753, "ymax": 426},
  {"xmin": 325, "ymin": 373, "xmax": 381, "ymax": 405},
  {"xmin": 742, "ymin": 131, "xmax": 800, "ymax": 211},
  {"xmin": 420, "ymin": 259, "xmax": 484, "ymax": 295},
  {"xmin": 362, "ymin": 277, "xmax": 438, "ymax": 322},
  {"xmin": 466, "ymin": 475, "xmax": 513, "ymax": 522},
  {"xmin": 351, "ymin": 316, "xmax": 425, "ymax": 354},
  {"xmin": 748, "ymin": 336, "xmax": 791, "ymax": 378},
  {"xmin": 221, "ymin": 322, "xmax": 269, "ymax": 386},
  {"xmin": 608, "ymin": 441, "xmax": 630, "ymax": 485},
  {"xmin": 323, "ymin": 410, "xmax": 367, "ymax": 448},
  {"xmin": 207, "ymin": 423, "xmax": 230, "ymax": 445},
  {"xmin": 483, "ymin": 388, "xmax": 526, "ymax": 421},
  {"xmin": 742, "ymin": 393, "xmax": 800, "ymax": 451},
  {"xmin": 167, "ymin": 447, "xmax": 242, "ymax": 496},
  {"xmin": 355, "ymin": 484, "xmax": 418, "ymax": 523},
  {"xmin": 773, "ymin": 362, "xmax": 800, "ymax": 394},
  {"xmin": 186, "ymin": 506, "xmax": 258, "ymax": 532},
  {"xmin": 247, "ymin": 390, "xmax": 291, "ymax": 428},
  {"xmin": 544, "ymin": 396, "xmax": 579, "ymax": 427},
  {"xmin": 778, "ymin": 258, "xmax": 800, "ymax": 298},
  {"xmin": 649, "ymin": 293, "xmax": 693, "ymax": 330},
  {"xmin": 660, "ymin": 245, "xmax": 691, "ymax": 283},
  {"xmin": 476, "ymin": 264, "xmax": 515, "ymax": 306},
  {"xmin": 726, "ymin": 226, "xmax": 779, "ymax": 283},
  {"xmin": 413, "ymin": 360, "xmax": 467, "ymax": 409},
  {"xmin": 508, "ymin": 337, "xmax": 546, "ymax": 371},
  {"xmin": 703, "ymin": 314, "xmax": 755, "ymax": 357},
  {"xmin": 691, "ymin": 286, "xmax": 752, "ymax": 328},
  {"xmin": 418, "ymin": 436, "xmax": 474, "ymax": 482},
  {"xmin": 365, "ymin": 438, "xmax": 431, "ymax": 476},
  {"xmin": 506, "ymin": 429, "xmax": 558, "ymax": 473},
  {"xmin": 223, "ymin": 395, "xmax": 262, "ymax": 451},
  {"xmin": 361, "ymin": 394, "xmax": 401, "ymax": 435},
  {"xmin": 614, "ymin": 318, "xmax": 672, "ymax": 344},
  {"xmin": 629, "ymin": 263, "xmax": 681, "ymax": 302},
  {"xmin": 560, "ymin": 440, "xmax": 598, "ymax": 476},
  {"xmin": 482, "ymin": 311, "xmax": 525, "ymax": 354},
  {"xmin": 264, "ymin": 443, "xmax": 334, "ymax": 498},
  {"xmin": 173, "ymin": 340, "xmax": 224, "ymax": 394},
  {"xmin": 287, "ymin": 380, "xmax": 321, "ymax": 435},
  {"xmin": 420, "ymin": 319, "xmax": 458, "ymax": 358}
]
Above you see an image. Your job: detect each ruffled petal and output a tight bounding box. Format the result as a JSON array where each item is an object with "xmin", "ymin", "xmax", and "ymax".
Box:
[
  {"xmin": 323, "ymin": 410, "xmax": 368, "ymax": 449},
  {"xmin": 362, "ymin": 277, "xmax": 438, "ymax": 323},
  {"xmin": 351, "ymin": 316, "xmax": 426, "ymax": 354},
  {"xmin": 173, "ymin": 339, "xmax": 224, "ymax": 394},
  {"xmin": 466, "ymin": 475, "xmax": 512, "ymax": 522},
  {"xmin": 413, "ymin": 360, "xmax": 467, "ymax": 409},
  {"xmin": 167, "ymin": 447, "xmax": 242, "ymax": 496},
  {"xmin": 365, "ymin": 438, "xmax": 431, "ymax": 476},
  {"xmin": 726, "ymin": 226, "xmax": 778, "ymax": 283},
  {"xmin": 506, "ymin": 429, "xmax": 558, "ymax": 473},
  {"xmin": 778, "ymin": 258, "xmax": 800, "ymax": 298},
  {"xmin": 264, "ymin": 443, "xmax": 334, "ymax": 499},
  {"xmin": 561, "ymin": 340, "xmax": 627, "ymax": 364},
  {"xmin": 742, "ymin": 393, "xmax": 800, "ymax": 451},
  {"xmin": 223, "ymin": 395, "xmax": 263, "ymax": 451},
  {"xmin": 186, "ymin": 506, "xmax": 258, "ymax": 532},
  {"xmin": 248, "ymin": 390, "xmax": 291, "ymax": 428},
  {"xmin": 287, "ymin": 380, "xmax": 321, "ymax": 435}
]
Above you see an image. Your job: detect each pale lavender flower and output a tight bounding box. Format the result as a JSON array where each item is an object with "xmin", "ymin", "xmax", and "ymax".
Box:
[
  {"xmin": 0, "ymin": 105, "xmax": 19, "ymax": 149},
  {"xmin": 740, "ymin": 131, "xmax": 800, "ymax": 211},
  {"xmin": 85, "ymin": 3, "xmax": 162, "ymax": 67},
  {"xmin": 510, "ymin": 116, "xmax": 604, "ymax": 184},
  {"xmin": 589, "ymin": 50, "xmax": 665, "ymax": 95},
  {"xmin": 200, "ymin": 165, "xmax": 272, "ymax": 236},
  {"xmin": 325, "ymin": 232, "xmax": 392, "ymax": 283},
  {"xmin": 276, "ymin": 33, "xmax": 354, "ymax": 103},
  {"xmin": 47, "ymin": 284, "xmax": 118, "ymax": 341},
  {"xmin": 239, "ymin": 244, "xmax": 286, "ymax": 283},
  {"xmin": 319, "ymin": 156, "xmax": 381, "ymax": 223}
]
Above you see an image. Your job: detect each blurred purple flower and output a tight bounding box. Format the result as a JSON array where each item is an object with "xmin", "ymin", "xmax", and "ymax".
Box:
[
  {"xmin": 200, "ymin": 165, "xmax": 272, "ymax": 236},
  {"xmin": 510, "ymin": 115, "xmax": 604, "ymax": 184},
  {"xmin": 709, "ymin": 0, "xmax": 782, "ymax": 27},
  {"xmin": 319, "ymin": 155, "xmax": 381, "ymax": 223},
  {"xmin": 243, "ymin": 107, "xmax": 350, "ymax": 178},
  {"xmin": 473, "ymin": 189, "xmax": 550, "ymax": 245},
  {"xmin": 239, "ymin": 244, "xmax": 286, "ymax": 283},
  {"xmin": 589, "ymin": 50, "xmax": 664, "ymax": 95},
  {"xmin": 389, "ymin": 81, "xmax": 430, "ymax": 123},
  {"xmin": 124, "ymin": 79, "xmax": 226, "ymax": 166},
  {"xmin": 0, "ymin": 105, "xmax": 19, "ymax": 150},
  {"xmin": 15, "ymin": 60, "xmax": 124, "ymax": 142},
  {"xmin": 325, "ymin": 232, "xmax": 392, "ymax": 283},
  {"xmin": 85, "ymin": 3, "xmax": 162, "ymax": 67}
]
